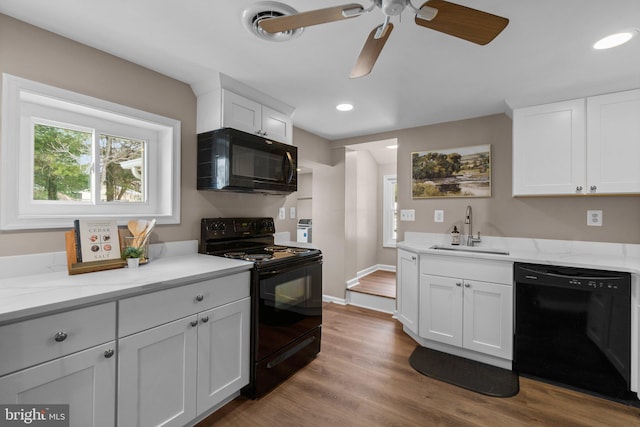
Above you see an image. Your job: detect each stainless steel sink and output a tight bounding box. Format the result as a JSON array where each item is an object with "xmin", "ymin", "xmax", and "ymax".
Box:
[{"xmin": 430, "ymin": 245, "xmax": 510, "ymax": 256}]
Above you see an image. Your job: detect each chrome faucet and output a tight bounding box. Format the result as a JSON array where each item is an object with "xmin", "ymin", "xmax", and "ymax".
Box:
[{"xmin": 464, "ymin": 205, "xmax": 481, "ymax": 246}]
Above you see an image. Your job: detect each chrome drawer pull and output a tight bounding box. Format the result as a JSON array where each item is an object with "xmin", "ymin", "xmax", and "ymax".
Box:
[
  {"xmin": 54, "ymin": 332, "xmax": 68, "ymax": 342},
  {"xmin": 190, "ymin": 320, "xmax": 198, "ymax": 327},
  {"xmin": 104, "ymin": 349, "xmax": 115, "ymax": 358},
  {"xmin": 196, "ymin": 295, "xmax": 204, "ymax": 302},
  {"xmin": 201, "ymin": 316, "xmax": 209, "ymax": 323}
]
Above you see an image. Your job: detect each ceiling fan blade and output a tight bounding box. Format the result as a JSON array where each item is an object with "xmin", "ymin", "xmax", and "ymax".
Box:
[
  {"xmin": 258, "ymin": 3, "xmax": 364, "ymax": 34},
  {"xmin": 415, "ymin": 0, "xmax": 509, "ymax": 45},
  {"xmin": 350, "ymin": 23, "xmax": 394, "ymax": 79}
]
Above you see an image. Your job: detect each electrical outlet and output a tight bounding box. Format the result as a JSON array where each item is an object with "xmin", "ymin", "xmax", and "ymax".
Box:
[
  {"xmin": 278, "ymin": 207, "xmax": 286, "ymax": 220},
  {"xmin": 587, "ymin": 210, "xmax": 603, "ymax": 226},
  {"xmin": 434, "ymin": 210, "xmax": 444, "ymax": 223},
  {"xmin": 400, "ymin": 209, "xmax": 415, "ymax": 221},
  {"xmin": 290, "ymin": 207, "xmax": 296, "ymax": 219}
]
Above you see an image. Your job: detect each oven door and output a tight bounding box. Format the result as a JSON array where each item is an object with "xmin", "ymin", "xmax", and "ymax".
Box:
[{"xmin": 256, "ymin": 258, "xmax": 322, "ymax": 362}]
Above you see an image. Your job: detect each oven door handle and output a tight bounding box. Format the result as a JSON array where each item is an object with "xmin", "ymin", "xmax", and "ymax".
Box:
[{"xmin": 259, "ymin": 259, "xmax": 322, "ymax": 279}]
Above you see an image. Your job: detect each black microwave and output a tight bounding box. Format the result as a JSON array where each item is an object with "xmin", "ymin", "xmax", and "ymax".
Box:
[{"xmin": 197, "ymin": 128, "xmax": 297, "ymax": 194}]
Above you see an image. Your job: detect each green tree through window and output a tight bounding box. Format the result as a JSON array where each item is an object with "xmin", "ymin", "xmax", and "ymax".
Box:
[{"xmin": 33, "ymin": 124, "xmax": 91, "ymax": 201}]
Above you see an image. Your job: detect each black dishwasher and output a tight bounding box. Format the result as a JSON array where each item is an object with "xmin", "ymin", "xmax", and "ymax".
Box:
[{"xmin": 514, "ymin": 263, "xmax": 632, "ymax": 400}]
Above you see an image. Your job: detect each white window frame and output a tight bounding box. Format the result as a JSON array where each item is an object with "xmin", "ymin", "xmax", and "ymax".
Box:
[
  {"xmin": 383, "ymin": 174, "xmax": 397, "ymax": 248},
  {"xmin": 1, "ymin": 73, "xmax": 181, "ymax": 230}
]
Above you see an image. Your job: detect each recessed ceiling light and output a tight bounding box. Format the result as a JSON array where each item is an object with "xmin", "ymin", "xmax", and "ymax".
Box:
[
  {"xmin": 336, "ymin": 103, "xmax": 354, "ymax": 112},
  {"xmin": 593, "ymin": 30, "xmax": 637, "ymax": 50}
]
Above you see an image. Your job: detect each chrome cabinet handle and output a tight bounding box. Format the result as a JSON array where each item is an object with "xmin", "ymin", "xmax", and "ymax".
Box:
[
  {"xmin": 54, "ymin": 332, "xmax": 68, "ymax": 342},
  {"xmin": 196, "ymin": 295, "xmax": 204, "ymax": 302},
  {"xmin": 190, "ymin": 320, "xmax": 198, "ymax": 327},
  {"xmin": 104, "ymin": 349, "xmax": 114, "ymax": 358},
  {"xmin": 464, "ymin": 283, "xmax": 471, "ymax": 288},
  {"xmin": 576, "ymin": 186, "xmax": 583, "ymax": 192},
  {"xmin": 201, "ymin": 316, "xmax": 209, "ymax": 323},
  {"xmin": 456, "ymin": 282, "xmax": 462, "ymax": 287},
  {"xmin": 590, "ymin": 185, "xmax": 597, "ymax": 191},
  {"xmin": 411, "ymin": 256, "xmax": 417, "ymax": 261}
]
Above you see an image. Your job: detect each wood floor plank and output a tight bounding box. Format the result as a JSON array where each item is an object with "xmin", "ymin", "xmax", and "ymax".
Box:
[
  {"xmin": 197, "ymin": 303, "xmax": 640, "ymax": 427},
  {"xmin": 350, "ymin": 270, "xmax": 396, "ymax": 299}
]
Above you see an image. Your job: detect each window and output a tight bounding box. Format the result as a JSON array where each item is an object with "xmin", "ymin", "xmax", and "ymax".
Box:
[
  {"xmin": 1, "ymin": 74, "xmax": 181, "ymax": 230},
  {"xmin": 383, "ymin": 174, "xmax": 397, "ymax": 247}
]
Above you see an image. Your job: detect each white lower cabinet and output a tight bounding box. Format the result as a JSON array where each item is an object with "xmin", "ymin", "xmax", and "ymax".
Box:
[
  {"xmin": 419, "ymin": 275, "xmax": 512, "ymax": 359},
  {"xmin": 0, "ymin": 341, "xmax": 116, "ymax": 427},
  {"xmin": 396, "ymin": 249, "xmax": 419, "ymax": 334},
  {"xmin": 118, "ymin": 297, "xmax": 250, "ymax": 427}
]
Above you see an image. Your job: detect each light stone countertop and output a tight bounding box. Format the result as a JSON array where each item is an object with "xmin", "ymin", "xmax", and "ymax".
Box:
[
  {"xmin": 0, "ymin": 241, "xmax": 253, "ymax": 325},
  {"xmin": 397, "ymin": 232, "xmax": 640, "ymax": 274}
]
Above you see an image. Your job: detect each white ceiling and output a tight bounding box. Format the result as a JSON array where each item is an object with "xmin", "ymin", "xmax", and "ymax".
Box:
[{"xmin": 1, "ymin": 0, "xmax": 639, "ymax": 141}]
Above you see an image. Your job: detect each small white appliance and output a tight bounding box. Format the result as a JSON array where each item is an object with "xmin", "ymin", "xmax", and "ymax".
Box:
[{"xmin": 297, "ymin": 219, "xmax": 312, "ymax": 243}]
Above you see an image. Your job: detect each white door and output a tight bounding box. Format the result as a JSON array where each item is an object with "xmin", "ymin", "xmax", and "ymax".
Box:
[
  {"xmin": 396, "ymin": 250, "xmax": 419, "ymax": 335},
  {"xmin": 222, "ymin": 90, "xmax": 262, "ymax": 135},
  {"xmin": 0, "ymin": 342, "xmax": 116, "ymax": 427},
  {"xmin": 587, "ymin": 89, "xmax": 640, "ymax": 194},
  {"xmin": 462, "ymin": 280, "xmax": 513, "ymax": 359},
  {"xmin": 118, "ymin": 316, "xmax": 198, "ymax": 427},
  {"xmin": 513, "ymin": 99, "xmax": 586, "ymax": 195},
  {"xmin": 419, "ymin": 274, "xmax": 463, "ymax": 346},
  {"xmin": 196, "ymin": 298, "xmax": 250, "ymax": 415},
  {"xmin": 261, "ymin": 105, "xmax": 292, "ymax": 144}
]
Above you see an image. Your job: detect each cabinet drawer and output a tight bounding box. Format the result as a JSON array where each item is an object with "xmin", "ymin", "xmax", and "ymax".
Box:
[
  {"xmin": 119, "ymin": 272, "xmax": 250, "ymax": 337},
  {"xmin": 0, "ymin": 302, "xmax": 116, "ymax": 376},
  {"xmin": 421, "ymin": 255, "xmax": 513, "ymax": 285}
]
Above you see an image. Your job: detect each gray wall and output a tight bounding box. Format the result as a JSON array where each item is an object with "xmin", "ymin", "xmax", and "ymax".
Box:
[{"xmin": 336, "ymin": 113, "xmax": 640, "ymax": 244}]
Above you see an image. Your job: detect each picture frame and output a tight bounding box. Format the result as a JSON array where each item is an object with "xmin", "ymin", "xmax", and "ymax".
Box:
[{"xmin": 411, "ymin": 144, "xmax": 491, "ymax": 198}]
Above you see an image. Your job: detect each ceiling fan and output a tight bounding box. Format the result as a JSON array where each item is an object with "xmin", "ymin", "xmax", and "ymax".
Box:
[{"xmin": 258, "ymin": 0, "xmax": 509, "ymax": 78}]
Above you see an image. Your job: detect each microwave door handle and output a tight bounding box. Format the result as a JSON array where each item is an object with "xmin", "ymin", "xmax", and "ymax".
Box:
[{"xmin": 285, "ymin": 152, "xmax": 294, "ymax": 184}]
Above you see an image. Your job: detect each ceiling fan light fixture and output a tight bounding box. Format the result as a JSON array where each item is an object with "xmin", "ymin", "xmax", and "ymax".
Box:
[
  {"xmin": 336, "ymin": 103, "xmax": 354, "ymax": 112},
  {"xmin": 593, "ymin": 30, "xmax": 637, "ymax": 50},
  {"xmin": 416, "ymin": 6, "xmax": 438, "ymax": 21}
]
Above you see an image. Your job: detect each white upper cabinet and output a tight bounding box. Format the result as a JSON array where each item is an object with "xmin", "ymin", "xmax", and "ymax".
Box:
[
  {"xmin": 198, "ymin": 89, "xmax": 293, "ymax": 144},
  {"xmin": 513, "ymin": 88, "xmax": 640, "ymax": 196},
  {"xmin": 586, "ymin": 89, "xmax": 640, "ymax": 194},
  {"xmin": 513, "ymin": 99, "xmax": 586, "ymax": 196}
]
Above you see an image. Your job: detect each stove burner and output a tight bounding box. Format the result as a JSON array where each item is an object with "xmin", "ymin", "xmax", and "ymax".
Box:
[
  {"xmin": 264, "ymin": 245, "xmax": 288, "ymax": 252},
  {"xmin": 244, "ymin": 254, "xmax": 274, "ymax": 262},
  {"xmin": 224, "ymin": 252, "xmax": 247, "ymax": 259},
  {"xmin": 287, "ymin": 248, "xmax": 310, "ymax": 254}
]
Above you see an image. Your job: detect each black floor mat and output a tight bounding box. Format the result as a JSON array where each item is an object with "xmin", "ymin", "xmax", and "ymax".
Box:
[{"xmin": 409, "ymin": 346, "xmax": 519, "ymax": 397}]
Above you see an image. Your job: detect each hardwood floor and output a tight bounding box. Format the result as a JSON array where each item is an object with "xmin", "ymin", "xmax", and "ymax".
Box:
[
  {"xmin": 197, "ymin": 303, "xmax": 640, "ymax": 427},
  {"xmin": 349, "ymin": 270, "xmax": 396, "ymax": 299}
]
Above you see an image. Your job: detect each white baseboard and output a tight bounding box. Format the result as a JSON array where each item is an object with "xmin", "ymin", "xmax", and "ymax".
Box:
[
  {"xmin": 323, "ymin": 295, "xmax": 346, "ymax": 305},
  {"xmin": 347, "ymin": 264, "xmax": 397, "ymax": 289}
]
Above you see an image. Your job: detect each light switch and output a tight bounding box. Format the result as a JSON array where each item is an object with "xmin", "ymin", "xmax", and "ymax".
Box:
[
  {"xmin": 278, "ymin": 207, "xmax": 286, "ymax": 220},
  {"xmin": 290, "ymin": 207, "xmax": 296, "ymax": 219},
  {"xmin": 434, "ymin": 210, "xmax": 444, "ymax": 223},
  {"xmin": 400, "ymin": 209, "xmax": 415, "ymax": 221}
]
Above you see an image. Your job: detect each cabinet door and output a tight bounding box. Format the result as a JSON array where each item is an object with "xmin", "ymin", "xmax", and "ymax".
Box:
[
  {"xmin": 462, "ymin": 280, "xmax": 513, "ymax": 359},
  {"xmin": 222, "ymin": 90, "xmax": 262, "ymax": 135},
  {"xmin": 118, "ymin": 316, "xmax": 198, "ymax": 427},
  {"xmin": 513, "ymin": 99, "xmax": 586, "ymax": 196},
  {"xmin": 196, "ymin": 297, "xmax": 250, "ymax": 415},
  {"xmin": 261, "ymin": 105, "xmax": 293, "ymax": 144},
  {"xmin": 0, "ymin": 342, "xmax": 116, "ymax": 427},
  {"xmin": 419, "ymin": 274, "xmax": 463, "ymax": 346},
  {"xmin": 587, "ymin": 89, "xmax": 640, "ymax": 194},
  {"xmin": 396, "ymin": 250, "xmax": 419, "ymax": 335}
]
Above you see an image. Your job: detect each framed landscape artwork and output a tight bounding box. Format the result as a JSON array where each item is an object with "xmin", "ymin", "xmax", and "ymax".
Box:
[{"xmin": 412, "ymin": 144, "xmax": 491, "ymax": 198}]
